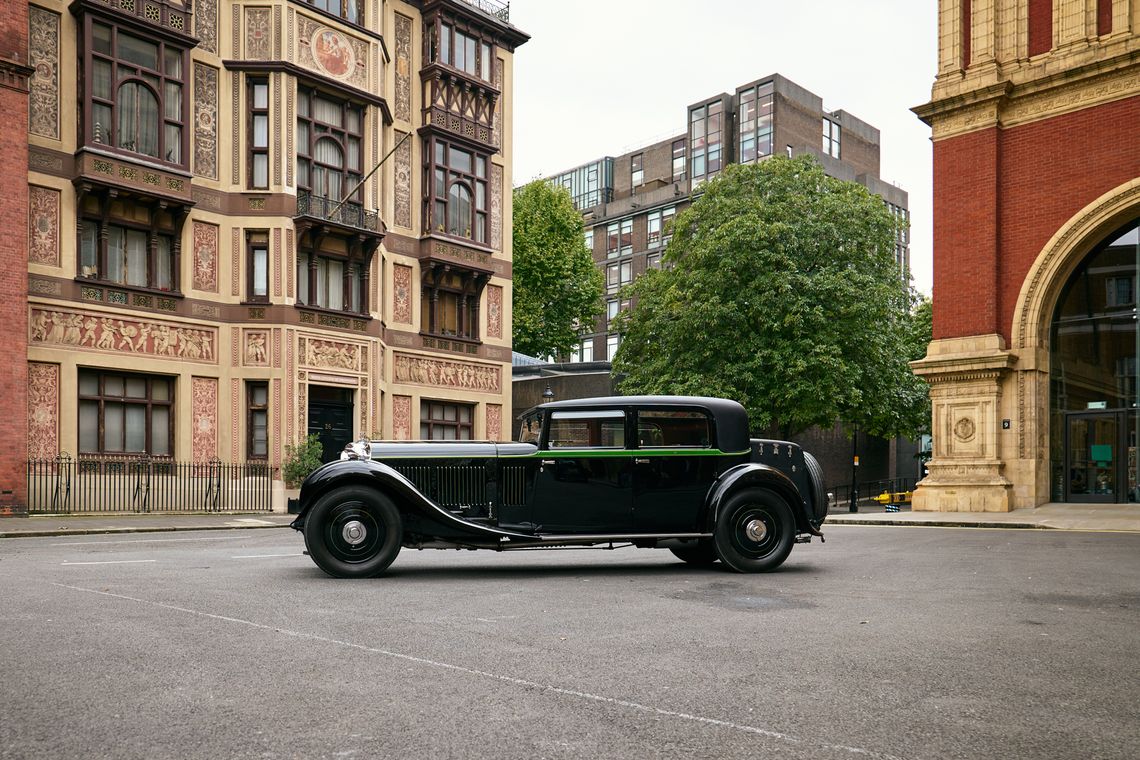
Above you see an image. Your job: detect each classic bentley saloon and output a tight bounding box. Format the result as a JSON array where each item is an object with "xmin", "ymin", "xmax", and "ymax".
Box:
[{"xmin": 291, "ymin": 396, "xmax": 828, "ymax": 578}]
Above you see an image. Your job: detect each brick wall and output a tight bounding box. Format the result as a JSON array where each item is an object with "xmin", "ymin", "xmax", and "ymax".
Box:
[
  {"xmin": 0, "ymin": 1, "xmax": 30, "ymax": 513},
  {"xmin": 932, "ymin": 95, "xmax": 1140, "ymax": 342}
]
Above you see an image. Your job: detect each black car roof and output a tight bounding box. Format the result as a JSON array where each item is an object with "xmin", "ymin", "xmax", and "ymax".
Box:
[{"xmin": 527, "ymin": 395, "xmax": 751, "ymax": 452}]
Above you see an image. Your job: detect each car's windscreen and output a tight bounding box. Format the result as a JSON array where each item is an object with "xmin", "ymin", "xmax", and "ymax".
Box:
[
  {"xmin": 636, "ymin": 410, "xmax": 712, "ymax": 448},
  {"xmin": 518, "ymin": 411, "xmax": 542, "ymax": 444},
  {"xmin": 547, "ymin": 410, "xmax": 625, "ymax": 449}
]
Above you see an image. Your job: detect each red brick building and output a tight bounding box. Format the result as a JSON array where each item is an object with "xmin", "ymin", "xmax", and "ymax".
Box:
[
  {"xmin": 913, "ymin": 0, "xmax": 1140, "ymax": 509},
  {"xmin": 0, "ymin": 4, "xmax": 32, "ymax": 513}
]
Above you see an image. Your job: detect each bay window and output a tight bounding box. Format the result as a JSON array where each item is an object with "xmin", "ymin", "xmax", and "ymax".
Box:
[{"xmin": 428, "ymin": 138, "xmax": 489, "ymax": 244}]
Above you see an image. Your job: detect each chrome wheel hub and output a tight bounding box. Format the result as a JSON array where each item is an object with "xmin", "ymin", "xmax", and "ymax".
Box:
[
  {"xmin": 342, "ymin": 520, "xmax": 368, "ymax": 546},
  {"xmin": 744, "ymin": 518, "xmax": 768, "ymax": 543}
]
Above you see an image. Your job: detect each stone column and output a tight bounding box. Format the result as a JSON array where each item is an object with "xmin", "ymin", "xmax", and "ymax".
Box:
[{"xmin": 912, "ymin": 335, "xmax": 1017, "ymax": 512}]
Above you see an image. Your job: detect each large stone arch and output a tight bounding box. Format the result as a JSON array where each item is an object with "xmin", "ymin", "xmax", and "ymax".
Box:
[
  {"xmin": 1005, "ymin": 179, "xmax": 1140, "ymax": 505},
  {"xmin": 1012, "ymin": 178, "xmax": 1140, "ymax": 352}
]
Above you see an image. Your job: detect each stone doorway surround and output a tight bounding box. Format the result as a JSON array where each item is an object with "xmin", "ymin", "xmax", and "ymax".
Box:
[{"xmin": 912, "ymin": 179, "xmax": 1140, "ymax": 512}]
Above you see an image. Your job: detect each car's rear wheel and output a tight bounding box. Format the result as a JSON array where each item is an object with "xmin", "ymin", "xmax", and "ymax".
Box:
[
  {"xmin": 303, "ymin": 486, "xmax": 402, "ymax": 578},
  {"xmin": 713, "ymin": 487, "xmax": 795, "ymax": 573},
  {"xmin": 669, "ymin": 541, "xmax": 719, "ymax": 566}
]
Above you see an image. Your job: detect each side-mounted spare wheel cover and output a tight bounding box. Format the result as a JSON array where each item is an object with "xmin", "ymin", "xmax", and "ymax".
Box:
[{"xmin": 802, "ymin": 451, "xmax": 828, "ymax": 525}]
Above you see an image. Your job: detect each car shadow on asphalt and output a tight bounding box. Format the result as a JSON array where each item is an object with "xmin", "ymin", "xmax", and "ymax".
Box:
[{"xmin": 282, "ymin": 557, "xmax": 822, "ymax": 583}]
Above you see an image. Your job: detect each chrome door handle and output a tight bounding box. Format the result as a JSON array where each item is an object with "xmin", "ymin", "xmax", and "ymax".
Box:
[
  {"xmin": 541, "ymin": 460, "xmax": 556, "ymax": 465},
  {"xmin": 635, "ymin": 458, "xmax": 650, "ymax": 465}
]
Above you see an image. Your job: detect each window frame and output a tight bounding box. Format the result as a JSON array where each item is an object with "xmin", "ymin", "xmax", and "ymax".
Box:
[
  {"xmin": 84, "ymin": 17, "xmax": 188, "ymax": 168},
  {"xmin": 78, "ymin": 369, "xmax": 174, "ymax": 457},
  {"xmin": 296, "ymin": 249, "xmax": 368, "ymax": 314},
  {"xmin": 738, "ymin": 82, "xmax": 774, "ymax": 164},
  {"xmin": 248, "ymin": 77, "xmax": 270, "ymax": 190},
  {"xmin": 297, "ymin": 87, "xmax": 365, "ymax": 205},
  {"xmin": 433, "ymin": 20, "xmax": 495, "ymax": 82},
  {"xmin": 247, "ymin": 381, "xmax": 269, "ymax": 460},
  {"xmin": 302, "ymin": 0, "xmax": 365, "ymax": 26},
  {"xmin": 631, "ymin": 153, "xmax": 644, "ymax": 187},
  {"xmin": 246, "ymin": 231, "xmax": 270, "ymax": 304},
  {"xmin": 78, "ymin": 218, "xmax": 178, "ymax": 293},
  {"xmin": 420, "ymin": 400, "xmax": 474, "ymax": 440},
  {"xmin": 426, "ymin": 136, "xmax": 490, "ymax": 245},
  {"xmin": 822, "ymin": 117, "xmax": 841, "ymax": 159}
]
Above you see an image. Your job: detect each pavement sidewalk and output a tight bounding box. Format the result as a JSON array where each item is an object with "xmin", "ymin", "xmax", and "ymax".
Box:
[{"xmin": 0, "ymin": 503, "xmax": 1138, "ymax": 538}]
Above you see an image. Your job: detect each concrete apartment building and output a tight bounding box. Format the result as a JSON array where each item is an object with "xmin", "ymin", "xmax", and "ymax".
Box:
[
  {"xmin": 2, "ymin": 0, "xmax": 527, "ymax": 513},
  {"xmin": 913, "ymin": 0, "xmax": 1140, "ymax": 510},
  {"xmin": 546, "ymin": 74, "xmax": 910, "ymax": 366}
]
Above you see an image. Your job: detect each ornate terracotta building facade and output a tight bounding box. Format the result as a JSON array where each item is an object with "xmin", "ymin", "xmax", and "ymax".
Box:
[
  {"xmin": 913, "ymin": 0, "xmax": 1140, "ymax": 509},
  {"xmin": 19, "ymin": 0, "xmax": 526, "ymax": 510}
]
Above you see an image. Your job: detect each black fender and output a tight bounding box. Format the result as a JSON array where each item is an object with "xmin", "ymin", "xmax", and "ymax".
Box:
[
  {"xmin": 702, "ymin": 463, "xmax": 819, "ymax": 535},
  {"xmin": 290, "ymin": 459, "xmax": 536, "ymax": 545}
]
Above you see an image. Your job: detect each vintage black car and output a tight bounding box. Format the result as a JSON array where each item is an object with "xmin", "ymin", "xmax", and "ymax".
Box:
[{"xmin": 291, "ymin": 396, "xmax": 827, "ymax": 578}]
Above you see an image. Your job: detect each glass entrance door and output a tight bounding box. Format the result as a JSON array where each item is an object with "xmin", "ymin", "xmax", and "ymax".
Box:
[{"xmin": 1066, "ymin": 413, "xmax": 1119, "ymax": 503}]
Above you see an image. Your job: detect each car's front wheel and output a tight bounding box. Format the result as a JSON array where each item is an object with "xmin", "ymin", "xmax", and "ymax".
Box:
[
  {"xmin": 303, "ymin": 486, "xmax": 402, "ymax": 578},
  {"xmin": 713, "ymin": 488, "xmax": 795, "ymax": 573}
]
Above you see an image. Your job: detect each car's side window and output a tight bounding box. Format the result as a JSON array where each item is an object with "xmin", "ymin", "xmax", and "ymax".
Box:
[
  {"xmin": 547, "ymin": 410, "xmax": 626, "ymax": 449},
  {"xmin": 636, "ymin": 410, "xmax": 712, "ymax": 448}
]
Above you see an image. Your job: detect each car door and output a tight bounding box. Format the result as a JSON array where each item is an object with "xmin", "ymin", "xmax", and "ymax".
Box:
[
  {"xmin": 633, "ymin": 408, "xmax": 720, "ymax": 533},
  {"xmin": 531, "ymin": 409, "xmax": 634, "ymax": 533}
]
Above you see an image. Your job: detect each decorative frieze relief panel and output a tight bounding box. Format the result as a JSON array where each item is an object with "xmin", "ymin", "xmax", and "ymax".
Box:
[
  {"xmin": 491, "ymin": 164, "xmax": 503, "ymax": 251},
  {"xmin": 244, "ymin": 329, "xmax": 269, "ymax": 366},
  {"xmin": 192, "ymin": 221, "xmax": 219, "ymax": 292},
  {"xmin": 486, "ymin": 403, "xmax": 502, "ymax": 442},
  {"xmin": 30, "ymin": 308, "xmax": 218, "ymax": 363},
  {"xmin": 393, "ymin": 131, "xmax": 412, "ymax": 229},
  {"xmin": 393, "ymin": 353, "xmax": 501, "ymax": 394},
  {"xmin": 28, "ymin": 186, "xmax": 60, "ymax": 266},
  {"xmin": 193, "ymin": 63, "xmax": 219, "ymax": 180},
  {"xmin": 300, "ymin": 336, "xmax": 365, "ymax": 373},
  {"xmin": 29, "ymin": 6, "xmax": 59, "ymax": 139},
  {"xmin": 195, "ymin": 0, "xmax": 218, "ymax": 54},
  {"xmin": 486, "ymin": 284, "xmax": 502, "ymax": 339},
  {"xmin": 246, "ymin": 7, "xmax": 272, "ymax": 60},
  {"xmin": 394, "ymin": 13, "xmax": 412, "ymax": 121},
  {"xmin": 393, "ymin": 395, "xmax": 412, "ymax": 440},
  {"xmin": 27, "ymin": 362, "xmax": 59, "ymax": 459},
  {"xmin": 393, "ymin": 264, "xmax": 413, "ymax": 323},
  {"xmin": 192, "ymin": 377, "xmax": 219, "ymax": 461},
  {"xmin": 297, "ymin": 16, "xmax": 368, "ymax": 89}
]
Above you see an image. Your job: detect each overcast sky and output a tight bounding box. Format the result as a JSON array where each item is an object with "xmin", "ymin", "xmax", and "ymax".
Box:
[{"xmin": 508, "ymin": 0, "xmax": 938, "ymax": 295}]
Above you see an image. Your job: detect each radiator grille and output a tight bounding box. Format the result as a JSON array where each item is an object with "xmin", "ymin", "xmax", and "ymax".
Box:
[
  {"xmin": 393, "ymin": 464, "xmax": 486, "ymax": 508},
  {"xmin": 501, "ymin": 465, "xmax": 528, "ymax": 508}
]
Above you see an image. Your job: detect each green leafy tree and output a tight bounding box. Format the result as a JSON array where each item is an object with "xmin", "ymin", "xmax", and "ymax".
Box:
[
  {"xmin": 614, "ymin": 155, "xmax": 928, "ymax": 440},
  {"xmin": 512, "ymin": 180, "xmax": 604, "ymax": 359}
]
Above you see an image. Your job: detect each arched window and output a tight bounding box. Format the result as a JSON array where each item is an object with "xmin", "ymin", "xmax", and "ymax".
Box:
[
  {"xmin": 86, "ymin": 21, "xmax": 186, "ymax": 166},
  {"xmin": 117, "ymin": 82, "xmax": 160, "ymax": 157},
  {"xmin": 427, "ymin": 138, "xmax": 488, "ymax": 243},
  {"xmin": 312, "ymin": 137, "xmax": 345, "ymax": 201},
  {"xmin": 447, "ymin": 182, "xmax": 473, "ymax": 237}
]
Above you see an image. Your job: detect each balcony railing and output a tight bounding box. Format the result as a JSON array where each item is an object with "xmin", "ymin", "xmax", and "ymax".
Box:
[
  {"xmin": 572, "ymin": 188, "xmax": 614, "ymax": 211},
  {"xmin": 296, "ymin": 190, "xmax": 382, "ymax": 234},
  {"xmin": 459, "ymin": 0, "xmax": 510, "ymax": 22}
]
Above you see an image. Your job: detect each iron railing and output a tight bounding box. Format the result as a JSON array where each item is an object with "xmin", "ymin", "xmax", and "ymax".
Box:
[
  {"xmin": 830, "ymin": 478, "xmax": 919, "ymax": 512},
  {"xmin": 571, "ymin": 187, "xmax": 614, "ymax": 211},
  {"xmin": 296, "ymin": 190, "xmax": 381, "ymax": 233},
  {"xmin": 27, "ymin": 454, "xmax": 274, "ymax": 514},
  {"xmin": 459, "ymin": 0, "xmax": 510, "ymax": 22}
]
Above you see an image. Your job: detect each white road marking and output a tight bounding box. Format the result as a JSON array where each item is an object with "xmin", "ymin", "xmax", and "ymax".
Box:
[
  {"xmin": 51, "ymin": 581, "xmax": 904, "ymax": 760},
  {"xmin": 60, "ymin": 560, "xmax": 157, "ymax": 566},
  {"xmin": 225, "ymin": 518, "xmax": 279, "ymax": 526},
  {"xmin": 51, "ymin": 536, "xmax": 240, "ymax": 546},
  {"xmin": 231, "ymin": 553, "xmax": 300, "ymax": 559}
]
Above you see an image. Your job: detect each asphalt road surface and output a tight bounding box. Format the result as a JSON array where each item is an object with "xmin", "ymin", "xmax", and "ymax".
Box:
[{"xmin": 1, "ymin": 525, "xmax": 1137, "ymax": 760}]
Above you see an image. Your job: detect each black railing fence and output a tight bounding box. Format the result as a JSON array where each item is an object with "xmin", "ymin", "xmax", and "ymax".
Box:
[
  {"xmin": 27, "ymin": 454, "xmax": 273, "ymax": 514},
  {"xmin": 830, "ymin": 478, "xmax": 919, "ymax": 512}
]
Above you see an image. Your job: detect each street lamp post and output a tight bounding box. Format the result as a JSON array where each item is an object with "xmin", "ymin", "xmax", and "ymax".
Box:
[{"xmin": 542, "ymin": 385, "xmax": 554, "ymax": 403}]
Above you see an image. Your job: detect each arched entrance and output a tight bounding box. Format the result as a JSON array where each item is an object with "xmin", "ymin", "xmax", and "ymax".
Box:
[
  {"xmin": 1011, "ymin": 179, "xmax": 1140, "ymax": 507},
  {"xmin": 1049, "ymin": 220, "xmax": 1140, "ymax": 502}
]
